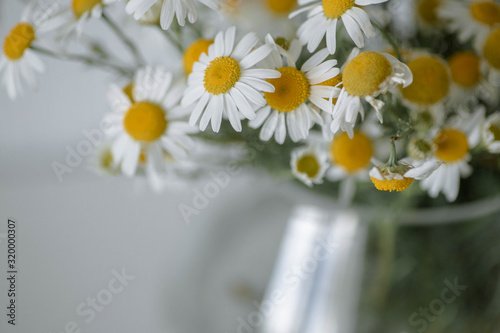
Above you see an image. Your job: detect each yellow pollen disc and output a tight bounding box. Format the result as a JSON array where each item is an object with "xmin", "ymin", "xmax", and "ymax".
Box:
[
  {"xmin": 264, "ymin": 67, "xmax": 310, "ymax": 112},
  {"xmin": 434, "ymin": 128, "xmax": 469, "ymax": 162},
  {"xmin": 3, "ymin": 23, "xmax": 35, "ymax": 61},
  {"xmin": 204, "ymin": 56, "xmax": 241, "ymax": 95},
  {"xmin": 100, "ymin": 149, "xmax": 114, "ymax": 169},
  {"xmin": 72, "ymin": 0, "xmax": 102, "ymax": 18},
  {"xmin": 123, "ymin": 82, "xmax": 134, "ymax": 102},
  {"xmin": 370, "ymin": 177, "xmax": 414, "ymax": 192},
  {"xmin": 470, "ymin": 1, "xmax": 500, "ymax": 26},
  {"xmin": 296, "ymin": 155, "xmax": 320, "ymax": 178},
  {"xmin": 319, "ymin": 74, "xmax": 343, "ymax": 105},
  {"xmin": 343, "ymin": 52, "xmax": 392, "ymax": 97},
  {"xmin": 448, "ymin": 51, "xmax": 481, "ymax": 88},
  {"xmin": 489, "ymin": 123, "xmax": 500, "ymax": 141},
  {"xmin": 401, "ymin": 56, "xmax": 450, "ymax": 106},
  {"xmin": 483, "ymin": 28, "xmax": 500, "ymax": 70},
  {"xmin": 123, "ymin": 102, "xmax": 167, "ymax": 142},
  {"xmin": 418, "ymin": 0, "xmax": 440, "ymax": 24},
  {"xmin": 330, "ymin": 131, "xmax": 373, "ymax": 172},
  {"xmin": 266, "ymin": 0, "xmax": 296, "ymax": 14},
  {"xmin": 322, "ymin": 0, "xmax": 355, "ymax": 19},
  {"xmin": 183, "ymin": 39, "xmax": 213, "ymax": 75}
]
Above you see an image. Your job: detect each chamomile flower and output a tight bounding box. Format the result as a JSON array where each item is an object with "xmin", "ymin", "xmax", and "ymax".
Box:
[
  {"xmin": 291, "ymin": 145, "xmax": 329, "ymax": 187},
  {"xmin": 126, "ymin": 0, "xmax": 218, "ymax": 30},
  {"xmin": 290, "ymin": 0, "xmax": 388, "ymax": 54},
  {"xmin": 481, "ymin": 111, "xmax": 500, "ymax": 153},
  {"xmin": 183, "ymin": 38, "xmax": 214, "ymax": 75},
  {"xmin": 331, "ymin": 49, "xmax": 413, "ymax": 137},
  {"xmin": 248, "ymin": 38, "xmax": 340, "ymax": 144},
  {"xmin": 479, "ymin": 27, "xmax": 500, "ymax": 85},
  {"xmin": 0, "ymin": 3, "xmax": 52, "ymax": 99},
  {"xmin": 416, "ymin": 0, "xmax": 444, "ymax": 28},
  {"xmin": 326, "ymin": 130, "xmax": 375, "ymax": 204},
  {"xmin": 89, "ymin": 142, "xmax": 121, "ymax": 176},
  {"xmin": 400, "ymin": 54, "xmax": 450, "ymax": 111},
  {"xmin": 104, "ymin": 66, "xmax": 197, "ymax": 190},
  {"xmin": 182, "ymin": 26, "xmax": 280, "ymax": 132},
  {"xmin": 43, "ymin": 0, "xmax": 119, "ymax": 38},
  {"xmin": 446, "ymin": 50, "xmax": 494, "ymax": 105},
  {"xmin": 438, "ymin": 0, "xmax": 500, "ymax": 47},
  {"xmin": 217, "ymin": 0, "xmax": 298, "ymax": 38},
  {"xmin": 420, "ymin": 108, "xmax": 485, "ymax": 201},
  {"xmin": 370, "ymin": 139, "xmax": 440, "ymax": 192}
]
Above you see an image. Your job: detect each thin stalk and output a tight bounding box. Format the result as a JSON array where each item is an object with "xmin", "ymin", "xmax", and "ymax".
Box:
[
  {"xmin": 158, "ymin": 25, "xmax": 184, "ymax": 53},
  {"xmin": 371, "ymin": 20, "xmax": 403, "ymax": 62},
  {"xmin": 101, "ymin": 12, "xmax": 145, "ymax": 66},
  {"xmin": 387, "ymin": 137, "xmax": 398, "ymax": 167},
  {"xmin": 31, "ymin": 45, "xmax": 134, "ymax": 76}
]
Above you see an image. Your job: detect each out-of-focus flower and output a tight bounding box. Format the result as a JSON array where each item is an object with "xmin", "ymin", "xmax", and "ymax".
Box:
[
  {"xmin": 290, "ymin": 0, "xmax": 388, "ymax": 54},
  {"xmin": 291, "ymin": 145, "xmax": 329, "ymax": 187}
]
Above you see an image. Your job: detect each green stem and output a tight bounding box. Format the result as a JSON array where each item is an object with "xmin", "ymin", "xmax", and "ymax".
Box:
[
  {"xmin": 101, "ymin": 12, "xmax": 145, "ymax": 66},
  {"xmin": 371, "ymin": 20, "xmax": 403, "ymax": 62},
  {"xmin": 387, "ymin": 137, "xmax": 398, "ymax": 167},
  {"xmin": 158, "ymin": 25, "xmax": 184, "ymax": 53},
  {"xmin": 31, "ymin": 45, "xmax": 134, "ymax": 76}
]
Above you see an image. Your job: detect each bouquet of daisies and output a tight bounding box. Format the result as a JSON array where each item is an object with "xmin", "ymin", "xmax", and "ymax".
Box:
[{"xmin": 3, "ymin": 0, "xmax": 500, "ymax": 206}]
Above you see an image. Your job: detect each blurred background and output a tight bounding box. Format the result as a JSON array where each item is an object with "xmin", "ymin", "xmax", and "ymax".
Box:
[{"xmin": 1, "ymin": 0, "xmax": 500, "ymax": 332}]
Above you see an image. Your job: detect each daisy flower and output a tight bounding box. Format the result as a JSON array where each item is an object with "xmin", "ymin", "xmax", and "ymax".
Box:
[
  {"xmin": 104, "ymin": 66, "xmax": 197, "ymax": 190},
  {"xmin": 370, "ymin": 139, "xmax": 441, "ymax": 192},
  {"xmin": 419, "ymin": 108, "xmax": 485, "ymax": 202},
  {"xmin": 326, "ymin": 129, "xmax": 376, "ymax": 204},
  {"xmin": 290, "ymin": 145, "xmax": 329, "ymax": 187},
  {"xmin": 248, "ymin": 37, "xmax": 340, "ymax": 144},
  {"xmin": 416, "ymin": 0, "xmax": 444, "ymax": 29},
  {"xmin": 331, "ymin": 49, "xmax": 413, "ymax": 137},
  {"xmin": 0, "ymin": 4, "xmax": 50, "ymax": 99},
  {"xmin": 438, "ymin": 0, "xmax": 500, "ymax": 47},
  {"xmin": 479, "ymin": 27, "xmax": 500, "ymax": 85},
  {"xmin": 481, "ymin": 111, "xmax": 500, "ymax": 154},
  {"xmin": 446, "ymin": 50, "xmax": 496, "ymax": 106},
  {"xmin": 399, "ymin": 54, "xmax": 450, "ymax": 112},
  {"xmin": 290, "ymin": 0, "xmax": 388, "ymax": 54},
  {"xmin": 43, "ymin": 0, "xmax": 119, "ymax": 38},
  {"xmin": 183, "ymin": 38, "xmax": 214, "ymax": 75},
  {"xmin": 181, "ymin": 26, "xmax": 280, "ymax": 132},
  {"xmin": 88, "ymin": 142, "xmax": 121, "ymax": 176},
  {"xmin": 217, "ymin": 0, "xmax": 298, "ymax": 39},
  {"xmin": 126, "ymin": 0, "xmax": 218, "ymax": 30}
]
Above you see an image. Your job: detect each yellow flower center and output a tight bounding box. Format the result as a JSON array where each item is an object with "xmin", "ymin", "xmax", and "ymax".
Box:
[
  {"xmin": 322, "ymin": 0, "xmax": 355, "ymax": 19},
  {"xmin": 343, "ymin": 52, "xmax": 392, "ymax": 97},
  {"xmin": 418, "ymin": 0, "xmax": 440, "ymax": 24},
  {"xmin": 319, "ymin": 74, "xmax": 343, "ymax": 105},
  {"xmin": 264, "ymin": 67, "xmax": 310, "ymax": 112},
  {"xmin": 401, "ymin": 56, "xmax": 450, "ymax": 106},
  {"xmin": 448, "ymin": 51, "xmax": 481, "ymax": 88},
  {"xmin": 123, "ymin": 82, "xmax": 134, "ymax": 102},
  {"xmin": 434, "ymin": 128, "xmax": 469, "ymax": 163},
  {"xmin": 266, "ymin": 0, "xmax": 296, "ymax": 14},
  {"xmin": 72, "ymin": 0, "xmax": 102, "ymax": 18},
  {"xmin": 296, "ymin": 155, "xmax": 320, "ymax": 178},
  {"xmin": 204, "ymin": 56, "xmax": 241, "ymax": 95},
  {"xmin": 123, "ymin": 102, "xmax": 167, "ymax": 142},
  {"xmin": 183, "ymin": 39, "xmax": 213, "ymax": 75},
  {"xmin": 483, "ymin": 27, "xmax": 500, "ymax": 70},
  {"xmin": 370, "ymin": 177, "xmax": 414, "ymax": 192},
  {"xmin": 470, "ymin": 1, "xmax": 500, "ymax": 26},
  {"xmin": 3, "ymin": 23, "xmax": 35, "ymax": 61},
  {"xmin": 330, "ymin": 131, "xmax": 373, "ymax": 172},
  {"xmin": 488, "ymin": 123, "xmax": 500, "ymax": 141}
]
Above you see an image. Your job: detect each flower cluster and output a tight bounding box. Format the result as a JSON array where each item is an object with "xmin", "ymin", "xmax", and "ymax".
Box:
[{"xmin": 3, "ymin": 0, "xmax": 500, "ymax": 205}]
